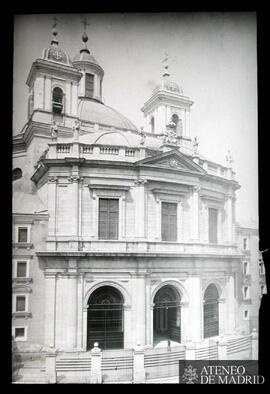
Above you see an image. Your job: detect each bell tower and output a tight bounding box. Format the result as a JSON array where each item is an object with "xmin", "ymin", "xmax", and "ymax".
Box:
[
  {"xmin": 26, "ymin": 19, "xmax": 82, "ymax": 125},
  {"xmin": 141, "ymin": 54, "xmax": 194, "ymax": 144}
]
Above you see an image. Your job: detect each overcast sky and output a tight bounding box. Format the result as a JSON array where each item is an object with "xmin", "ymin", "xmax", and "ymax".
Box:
[{"xmin": 13, "ymin": 12, "xmax": 257, "ymax": 227}]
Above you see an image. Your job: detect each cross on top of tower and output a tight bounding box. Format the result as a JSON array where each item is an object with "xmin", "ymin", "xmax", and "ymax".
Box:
[
  {"xmin": 163, "ymin": 52, "xmax": 170, "ymax": 77},
  {"xmin": 51, "ymin": 16, "xmax": 59, "ymax": 45},
  {"xmin": 80, "ymin": 15, "xmax": 90, "ymax": 51}
]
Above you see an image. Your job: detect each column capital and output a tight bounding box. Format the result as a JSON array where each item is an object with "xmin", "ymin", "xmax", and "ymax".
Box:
[
  {"xmin": 193, "ymin": 185, "xmax": 201, "ymax": 193},
  {"xmin": 134, "ymin": 178, "xmax": 147, "ymax": 186},
  {"xmin": 48, "ymin": 176, "xmax": 58, "ymax": 183},
  {"xmin": 68, "ymin": 175, "xmax": 83, "ymax": 183}
]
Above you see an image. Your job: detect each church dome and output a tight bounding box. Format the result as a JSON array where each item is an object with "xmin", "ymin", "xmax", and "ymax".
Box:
[
  {"xmin": 78, "ymin": 99, "xmax": 138, "ymax": 131},
  {"xmin": 73, "ymin": 50, "xmax": 100, "ymax": 66},
  {"xmin": 153, "ymin": 79, "xmax": 183, "ymax": 95}
]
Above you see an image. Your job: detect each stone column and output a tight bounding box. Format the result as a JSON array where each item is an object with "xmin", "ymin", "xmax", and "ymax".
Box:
[
  {"xmin": 185, "ymin": 340, "xmax": 196, "ymax": 360},
  {"xmin": 44, "ymin": 272, "xmax": 57, "ymax": 348},
  {"xmin": 187, "ymin": 276, "xmax": 201, "ymax": 341},
  {"xmin": 65, "ymin": 81, "xmax": 71, "ymax": 115},
  {"xmin": 82, "ymin": 306, "xmax": 88, "ymax": 351},
  {"xmin": 133, "ymin": 344, "xmax": 146, "ymax": 383},
  {"xmin": 226, "ymin": 275, "xmax": 235, "ymax": 333},
  {"xmin": 66, "ymin": 273, "xmax": 78, "ymax": 350},
  {"xmin": 192, "ymin": 186, "xmax": 200, "ymax": 241},
  {"xmin": 145, "ymin": 276, "xmax": 152, "ymax": 345},
  {"xmin": 155, "ymin": 199, "xmax": 161, "ymax": 240},
  {"xmin": 34, "ymin": 75, "xmax": 44, "ymax": 109},
  {"xmin": 71, "ymin": 83, "xmax": 78, "ymax": 117},
  {"xmin": 136, "ymin": 275, "xmax": 146, "ymax": 345},
  {"xmin": 76, "ymin": 275, "xmax": 84, "ymax": 350},
  {"xmin": 45, "ymin": 347, "xmax": 57, "ymax": 383},
  {"xmin": 180, "ymin": 302, "xmax": 189, "ymax": 343},
  {"xmin": 217, "ymin": 335, "xmax": 227, "ymax": 359},
  {"xmin": 90, "ymin": 343, "xmax": 102, "ymax": 383},
  {"xmin": 251, "ymin": 328, "xmax": 258, "ymax": 360},
  {"xmin": 68, "ymin": 174, "xmax": 80, "ymax": 238},
  {"xmin": 47, "ymin": 177, "xmax": 58, "ymax": 238},
  {"xmin": 44, "ymin": 76, "xmax": 52, "ymax": 111},
  {"xmin": 226, "ymin": 193, "xmax": 233, "ymax": 243},
  {"xmin": 134, "ymin": 180, "xmax": 147, "ymax": 239}
]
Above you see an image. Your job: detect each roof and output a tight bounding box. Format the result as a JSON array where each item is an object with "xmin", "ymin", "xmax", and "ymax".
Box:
[
  {"xmin": 73, "ymin": 50, "xmax": 100, "ymax": 65},
  {"xmin": 78, "ymin": 99, "xmax": 138, "ymax": 131}
]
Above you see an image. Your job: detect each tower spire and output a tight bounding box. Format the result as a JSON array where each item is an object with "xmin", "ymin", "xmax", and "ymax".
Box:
[{"xmin": 80, "ymin": 15, "xmax": 90, "ymax": 54}]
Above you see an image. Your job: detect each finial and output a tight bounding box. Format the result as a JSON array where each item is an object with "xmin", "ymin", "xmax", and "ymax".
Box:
[
  {"xmin": 80, "ymin": 16, "xmax": 90, "ymax": 53},
  {"xmin": 162, "ymin": 52, "xmax": 170, "ymax": 77},
  {"xmin": 51, "ymin": 17, "xmax": 59, "ymax": 45}
]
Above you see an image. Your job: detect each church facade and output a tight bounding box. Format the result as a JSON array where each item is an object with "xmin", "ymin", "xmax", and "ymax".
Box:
[{"xmin": 13, "ymin": 26, "xmax": 251, "ymax": 355}]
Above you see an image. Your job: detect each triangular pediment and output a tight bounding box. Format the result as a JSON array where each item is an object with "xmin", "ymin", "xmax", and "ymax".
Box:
[{"xmin": 135, "ymin": 149, "xmax": 206, "ymax": 174}]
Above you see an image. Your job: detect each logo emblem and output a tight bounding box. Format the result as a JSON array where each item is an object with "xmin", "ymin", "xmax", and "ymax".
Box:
[{"xmin": 182, "ymin": 365, "xmax": 199, "ymax": 384}]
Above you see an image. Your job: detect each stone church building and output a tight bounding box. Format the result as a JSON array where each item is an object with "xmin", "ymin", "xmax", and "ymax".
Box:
[{"xmin": 13, "ymin": 25, "xmax": 252, "ymax": 356}]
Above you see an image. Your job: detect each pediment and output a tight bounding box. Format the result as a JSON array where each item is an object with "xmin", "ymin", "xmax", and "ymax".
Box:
[{"xmin": 135, "ymin": 149, "xmax": 206, "ymax": 174}]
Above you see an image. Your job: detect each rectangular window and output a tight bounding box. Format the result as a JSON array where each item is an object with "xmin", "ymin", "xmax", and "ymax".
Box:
[
  {"xmin": 259, "ymin": 262, "xmax": 265, "ymax": 275},
  {"xmin": 243, "ymin": 286, "xmax": 249, "ymax": 300},
  {"xmin": 208, "ymin": 208, "xmax": 218, "ymax": 243},
  {"xmin": 16, "ymin": 261, "xmax": 27, "ymax": 278},
  {"xmin": 15, "ymin": 327, "xmax": 25, "ymax": 338},
  {"xmin": 16, "ymin": 296, "xmax": 26, "ymax": 312},
  {"xmin": 85, "ymin": 73, "xmax": 94, "ymax": 98},
  {"xmin": 18, "ymin": 227, "xmax": 28, "ymax": 243},
  {"xmin": 243, "ymin": 237, "xmax": 248, "ymax": 250},
  {"xmin": 244, "ymin": 310, "xmax": 249, "ymax": 320},
  {"xmin": 161, "ymin": 202, "xmax": 177, "ymax": 241},
  {"xmin": 243, "ymin": 261, "xmax": 249, "ymax": 275},
  {"xmin": 98, "ymin": 198, "xmax": 119, "ymax": 240}
]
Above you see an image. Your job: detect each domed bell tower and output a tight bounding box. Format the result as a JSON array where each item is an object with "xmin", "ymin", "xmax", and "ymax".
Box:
[
  {"xmin": 141, "ymin": 54, "xmax": 194, "ymax": 147},
  {"xmin": 26, "ymin": 20, "xmax": 82, "ymax": 126},
  {"xmin": 72, "ymin": 20, "xmax": 104, "ymax": 103}
]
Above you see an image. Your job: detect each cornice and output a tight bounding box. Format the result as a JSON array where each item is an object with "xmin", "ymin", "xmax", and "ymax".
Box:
[{"xmin": 26, "ymin": 59, "xmax": 82, "ymax": 86}]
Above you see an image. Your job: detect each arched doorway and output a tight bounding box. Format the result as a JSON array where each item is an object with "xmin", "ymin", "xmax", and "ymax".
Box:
[
  {"xmin": 153, "ymin": 285, "xmax": 181, "ymax": 344},
  {"xmin": 87, "ymin": 286, "xmax": 124, "ymax": 350},
  {"xmin": 203, "ymin": 284, "xmax": 219, "ymax": 338}
]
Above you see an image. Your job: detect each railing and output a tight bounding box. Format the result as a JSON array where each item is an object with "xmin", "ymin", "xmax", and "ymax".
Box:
[
  {"xmin": 227, "ymin": 335, "xmax": 252, "ymax": 359},
  {"xmin": 80, "ymin": 145, "xmax": 93, "ymax": 154},
  {"xmin": 125, "ymin": 149, "xmax": 135, "ymax": 157},
  {"xmin": 100, "ymin": 146, "xmax": 119, "ymax": 155},
  {"xmin": 57, "ymin": 144, "xmax": 70, "ymax": 153}
]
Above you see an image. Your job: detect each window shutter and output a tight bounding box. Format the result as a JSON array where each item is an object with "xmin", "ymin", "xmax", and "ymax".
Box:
[
  {"xmin": 162, "ymin": 202, "xmax": 177, "ymax": 241},
  {"xmin": 16, "ymin": 296, "xmax": 26, "ymax": 312},
  {"xmin": 99, "ymin": 199, "xmax": 119, "ymax": 240},
  {"xmin": 17, "ymin": 262, "xmax": 27, "ymax": 277},
  {"xmin": 18, "ymin": 228, "xmax": 28, "ymax": 243},
  {"xmin": 85, "ymin": 73, "xmax": 94, "ymax": 97}
]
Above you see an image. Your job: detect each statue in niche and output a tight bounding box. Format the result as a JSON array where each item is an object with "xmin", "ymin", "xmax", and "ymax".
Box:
[
  {"xmin": 50, "ymin": 121, "xmax": 58, "ymax": 139},
  {"xmin": 163, "ymin": 121, "xmax": 177, "ymax": 145},
  {"xmin": 73, "ymin": 119, "xmax": 81, "ymax": 141}
]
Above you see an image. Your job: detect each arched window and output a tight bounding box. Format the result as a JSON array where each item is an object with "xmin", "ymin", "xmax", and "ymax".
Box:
[
  {"xmin": 171, "ymin": 113, "xmax": 182, "ymax": 136},
  {"xmin": 13, "ymin": 168, "xmax": 22, "ymax": 181},
  {"xmin": 203, "ymin": 284, "xmax": 219, "ymax": 338},
  {"xmin": 150, "ymin": 116, "xmax": 155, "ymax": 133},
  {"xmin": 52, "ymin": 87, "xmax": 63, "ymax": 115}
]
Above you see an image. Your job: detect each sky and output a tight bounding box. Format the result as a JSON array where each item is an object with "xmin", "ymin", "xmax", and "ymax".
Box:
[{"xmin": 13, "ymin": 12, "xmax": 258, "ymax": 227}]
